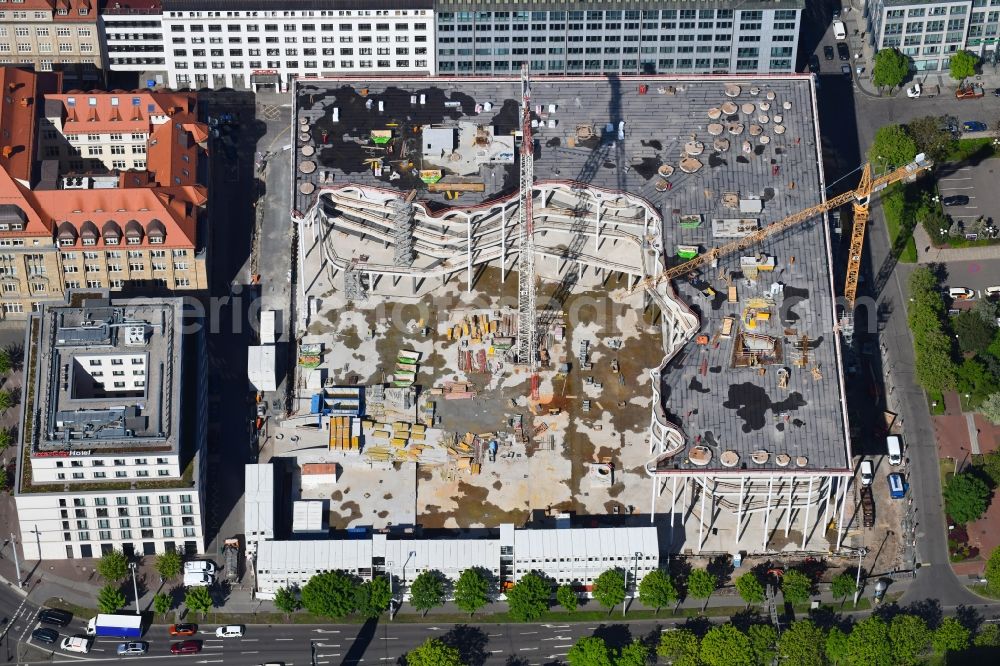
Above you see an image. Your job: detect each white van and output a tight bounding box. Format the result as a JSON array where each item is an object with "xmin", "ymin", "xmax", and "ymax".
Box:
[
  {"xmin": 184, "ymin": 560, "xmax": 216, "ymax": 575},
  {"xmin": 833, "ymin": 20, "xmax": 847, "ymax": 40},
  {"xmin": 183, "ymin": 572, "xmax": 213, "ymax": 587},
  {"xmin": 886, "ymin": 435, "xmax": 903, "ymax": 466}
]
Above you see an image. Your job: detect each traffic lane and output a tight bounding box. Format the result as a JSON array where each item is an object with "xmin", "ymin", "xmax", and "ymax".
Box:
[{"xmin": 937, "ymin": 257, "xmax": 1000, "ymax": 296}]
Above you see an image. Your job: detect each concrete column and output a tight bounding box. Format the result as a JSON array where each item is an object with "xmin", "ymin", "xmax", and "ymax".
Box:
[
  {"xmin": 822, "ymin": 474, "xmax": 833, "ymax": 531},
  {"xmin": 467, "ymin": 218, "xmax": 473, "ymax": 293},
  {"xmin": 500, "ymin": 205, "xmax": 507, "ymax": 284},
  {"xmin": 736, "ymin": 475, "xmax": 745, "ymax": 545},
  {"xmin": 669, "ymin": 475, "xmax": 678, "ymax": 540},
  {"xmin": 649, "ymin": 475, "xmax": 657, "ymax": 523},
  {"xmin": 595, "ymin": 198, "xmax": 602, "ymax": 253},
  {"xmin": 801, "ymin": 476, "xmax": 815, "ymax": 550},
  {"xmin": 762, "ymin": 475, "xmax": 774, "ymax": 552},
  {"xmin": 784, "ymin": 476, "xmax": 795, "ymax": 538},
  {"xmin": 697, "ymin": 477, "xmax": 706, "ymax": 552},
  {"xmin": 836, "ymin": 475, "xmax": 849, "ymax": 552}
]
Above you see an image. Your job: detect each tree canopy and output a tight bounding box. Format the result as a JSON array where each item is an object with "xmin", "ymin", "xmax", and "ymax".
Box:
[
  {"xmin": 906, "ymin": 115, "xmax": 956, "ymax": 162},
  {"xmin": 986, "ymin": 545, "xmax": 1000, "ymax": 596},
  {"xmin": 778, "ymin": 620, "xmax": 827, "ymax": 666},
  {"xmin": 155, "ymin": 550, "xmax": 183, "ymax": 580},
  {"xmin": 826, "ymin": 626, "xmax": 850, "ymax": 666},
  {"xmin": 406, "ymin": 638, "xmax": 463, "ymax": 666},
  {"xmin": 566, "ymin": 637, "xmax": 613, "ymax": 666},
  {"xmin": 354, "ymin": 576, "xmax": 392, "ymax": 619},
  {"xmin": 453, "ymin": 567, "xmax": 490, "ymax": 616},
  {"xmin": 889, "ymin": 613, "xmax": 930, "ymax": 665},
  {"xmin": 657, "ymin": 628, "xmax": 701, "ymax": 666},
  {"xmin": 869, "ymin": 124, "xmax": 919, "ymax": 170},
  {"xmin": 846, "ymin": 616, "xmax": 894, "ymax": 666},
  {"xmin": 273, "ymin": 586, "xmax": 301, "ymax": 615},
  {"xmin": 97, "ymin": 584, "xmax": 127, "ymax": 614},
  {"xmin": 872, "ymin": 48, "xmax": 910, "ymax": 89},
  {"xmin": 933, "ymin": 617, "xmax": 971, "ymax": 654},
  {"xmin": 556, "ymin": 584, "xmax": 578, "ymax": 612},
  {"xmin": 97, "ymin": 550, "xmax": 129, "ymax": 582},
  {"xmin": 747, "ymin": 624, "xmax": 778, "ymax": 666},
  {"xmin": 638, "ymin": 569, "xmax": 677, "ymax": 612},
  {"xmin": 700, "ymin": 624, "xmax": 754, "ymax": 666},
  {"xmin": 184, "ymin": 586, "xmax": 213, "ymax": 615},
  {"xmin": 780, "ymin": 569, "xmax": 813, "ymax": 604},
  {"xmin": 409, "ymin": 570, "xmax": 446, "ymax": 617},
  {"xmin": 943, "ymin": 471, "xmax": 991, "ymax": 524},
  {"xmin": 831, "ymin": 572, "xmax": 857, "ymax": 602},
  {"xmin": 955, "ymin": 311, "xmax": 997, "ymax": 354},
  {"xmin": 592, "ymin": 569, "xmax": 626, "ymax": 612},
  {"xmin": 506, "ymin": 572, "xmax": 551, "ymax": 622},
  {"xmin": 734, "ymin": 571, "xmax": 765, "ymax": 606},
  {"xmin": 301, "ymin": 570, "xmax": 358, "ymax": 619},
  {"xmin": 153, "ymin": 592, "xmax": 172, "ymax": 616},
  {"xmin": 686, "ymin": 568, "xmax": 718, "ymax": 601},
  {"xmin": 949, "ymin": 50, "xmax": 978, "ymax": 80}
]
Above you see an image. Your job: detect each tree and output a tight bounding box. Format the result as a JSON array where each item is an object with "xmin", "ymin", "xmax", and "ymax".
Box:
[
  {"xmin": 956, "ymin": 357, "xmax": 999, "ymax": 407},
  {"xmin": 406, "ymin": 638, "xmax": 463, "ymax": 666},
  {"xmin": 984, "ymin": 393, "xmax": 1000, "ymax": 425},
  {"xmin": 973, "ymin": 294, "xmax": 1000, "ymax": 325},
  {"xmin": 700, "ymin": 624, "xmax": 754, "ymax": 666},
  {"xmin": 617, "ymin": 640, "xmax": 650, "ymax": 666},
  {"xmin": 830, "ymin": 573, "xmax": 857, "ymax": 604},
  {"xmin": 826, "ymin": 626, "xmax": 850, "ymax": 666},
  {"xmin": 747, "ymin": 624, "xmax": 778, "ymax": 666},
  {"xmin": 0, "ymin": 347, "xmax": 11, "ymax": 375},
  {"xmin": 556, "ymin": 584, "xmax": 578, "ymax": 612},
  {"xmin": 955, "ymin": 311, "xmax": 997, "ymax": 353},
  {"xmin": 453, "ymin": 567, "xmax": 490, "ymax": 616},
  {"xmin": 869, "ymin": 124, "xmax": 918, "ymax": 169},
  {"xmin": 592, "ymin": 569, "xmax": 626, "ymax": 614},
  {"xmin": 566, "ymin": 637, "xmax": 613, "ymax": 666},
  {"xmin": 184, "ymin": 586, "xmax": 213, "ymax": 616},
  {"xmin": 777, "ymin": 620, "xmax": 827, "ymax": 666},
  {"xmin": 153, "ymin": 592, "xmax": 172, "ymax": 616},
  {"xmin": 907, "ymin": 115, "xmax": 956, "ymax": 162},
  {"xmin": 950, "ymin": 50, "xmax": 978, "ymax": 80},
  {"xmin": 932, "ymin": 617, "xmax": 971, "ymax": 654},
  {"xmin": 409, "ymin": 570, "xmax": 446, "ymax": 617},
  {"xmin": 506, "ymin": 572, "xmax": 550, "ymax": 622},
  {"xmin": 658, "ymin": 628, "xmax": 702, "ymax": 666},
  {"xmin": 943, "ymin": 471, "xmax": 991, "ymax": 524},
  {"xmin": 734, "ymin": 571, "xmax": 765, "ymax": 607},
  {"xmin": 97, "ymin": 584, "xmax": 126, "ymax": 614},
  {"xmin": 914, "ymin": 330, "xmax": 957, "ymax": 393},
  {"xmin": 155, "ymin": 550, "xmax": 183, "ymax": 580},
  {"xmin": 845, "ymin": 616, "xmax": 893, "ymax": 666},
  {"xmin": 300, "ymin": 570, "xmax": 357, "ymax": 619},
  {"xmin": 780, "ymin": 569, "xmax": 813, "ymax": 604},
  {"xmin": 637, "ymin": 569, "xmax": 677, "ymax": 613},
  {"xmin": 0, "ymin": 389, "xmax": 14, "ymax": 413},
  {"xmin": 888, "ymin": 614, "xmax": 929, "ymax": 665},
  {"xmin": 0, "ymin": 428, "xmax": 11, "ymax": 452},
  {"xmin": 97, "ymin": 550, "xmax": 129, "ymax": 582},
  {"xmin": 872, "ymin": 48, "xmax": 910, "ymax": 89},
  {"xmin": 273, "ymin": 586, "xmax": 301, "ymax": 615},
  {"xmin": 686, "ymin": 568, "xmax": 718, "ymax": 609},
  {"xmin": 986, "ymin": 545, "xmax": 1000, "ymax": 595},
  {"xmin": 355, "ymin": 576, "xmax": 392, "ymax": 618},
  {"xmin": 974, "ymin": 623, "xmax": 1000, "ymax": 647}
]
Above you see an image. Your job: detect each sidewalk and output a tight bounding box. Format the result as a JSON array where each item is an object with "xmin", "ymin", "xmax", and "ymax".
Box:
[{"xmin": 913, "ymin": 224, "xmax": 1000, "ymax": 263}]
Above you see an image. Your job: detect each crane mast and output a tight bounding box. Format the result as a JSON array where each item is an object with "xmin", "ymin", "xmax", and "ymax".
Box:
[{"xmin": 516, "ymin": 64, "xmax": 537, "ymax": 367}]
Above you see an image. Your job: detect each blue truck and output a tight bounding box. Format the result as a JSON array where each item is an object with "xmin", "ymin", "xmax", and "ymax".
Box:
[{"xmin": 86, "ymin": 614, "xmax": 143, "ymax": 638}]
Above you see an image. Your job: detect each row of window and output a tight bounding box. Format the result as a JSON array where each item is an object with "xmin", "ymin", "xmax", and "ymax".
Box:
[
  {"xmin": 65, "ymin": 516, "xmax": 194, "ymax": 529},
  {"xmin": 170, "ymin": 21, "xmax": 426, "ymax": 33},
  {"xmin": 438, "ymin": 9, "xmax": 772, "ymax": 21},
  {"xmin": 65, "ymin": 262, "xmax": 188, "ymax": 272},
  {"xmin": 0, "ymin": 26, "xmax": 92, "ymax": 37},
  {"xmin": 63, "ymin": 250, "xmax": 188, "ymax": 259},
  {"xmin": 68, "ymin": 528, "xmax": 197, "ymax": 542},
  {"xmin": 57, "ymin": 468, "xmax": 165, "ymax": 480},
  {"xmin": 169, "ymin": 34, "xmax": 425, "ymax": 45},
  {"xmin": 177, "ymin": 60, "xmax": 423, "ymax": 70},
  {"xmin": 0, "ymin": 42, "xmax": 93, "ymax": 53},
  {"xmin": 0, "ymin": 7, "xmax": 89, "ymax": 19},
  {"xmin": 173, "ymin": 47, "xmax": 423, "ymax": 57},
  {"xmin": 60, "ymin": 494, "xmax": 194, "ymax": 506},
  {"xmin": 438, "ymin": 58, "xmax": 789, "ymax": 72},
  {"xmin": 63, "ymin": 277, "xmax": 192, "ymax": 289}
]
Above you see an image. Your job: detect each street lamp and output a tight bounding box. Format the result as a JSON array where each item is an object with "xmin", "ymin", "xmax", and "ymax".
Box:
[
  {"xmin": 401, "ymin": 550, "xmax": 416, "ymax": 603},
  {"xmin": 128, "ymin": 562, "xmax": 140, "ymax": 615},
  {"xmin": 853, "ymin": 547, "xmax": 869, "ymax": 607}
]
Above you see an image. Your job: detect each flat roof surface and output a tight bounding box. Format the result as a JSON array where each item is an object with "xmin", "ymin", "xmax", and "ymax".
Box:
[
  {"xmin": 33, "ymin": 298, "xmax": 182, "ymax": 454},
  {"xmin": 293, "ymin": 75, "xmax": 849, "ymax": 473}
]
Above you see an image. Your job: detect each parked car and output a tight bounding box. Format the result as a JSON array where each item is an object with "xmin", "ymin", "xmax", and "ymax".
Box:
[
  {"xmin": 962, "ymin": 121, "xmax": 988, "ymax": 132},
  {"xmin": 994, "ymin": 88, "xmax": 1000, "ymax": 97},
  {"xmin": 906, "ymin": 83, "xmax": 921, "ymax": 98},
  {"xmin": 984, "ymin": 286, "xmax": 1000, "ymax": 298},
  {"xmin": 859, "ymin": 460, "xmax": 874, "ymax": 487},
  {"xmin": 183, "ymin": 560, "xmax": 216, "ymax": 575},
  {"xmin": 948, "ymin": 287, "xmax": 976, "ymax": 300},
  {"xmin": 37, "ymin": 609, "xmax": 72, "ymax": 627},
  {"xmin": 808, "ymin": 54, "xmax": 820, "ymax": 74},
  {"xmin": 824, "ymin": 45, "xmax": 835, "ymax": 60},
  {"xmin": 215, "ymin": 625, "xmax": 245, "ymax": 638},
  {"xmin": 942, "ymin": 195, "xmax": 970, "ymax": 206},
  {"xmin": 833, "ymin": 19, "xmax": 847, "ymax": 40},
  {"xmin": 956, "ymin": 83, "xmax": 985, "ymax": 99},
  {"xmin": 837, "ymin": 42, "xmax": 850, "ymax": 61},
  {"xmin": 117, "ymin": 642, "xmax": 149, "ymax": 656},
  {"xmin": 31, "ymin": 628, "xmax": 59, "ymax": 645},
  {"xmin": 170, "ymin": 641, "xmax": 202, "ymax": 655},
  {"xmin": 183, "ymin": 572, "xmax": 213, "ymax": 587},
  {"xmin": 841, "ymin": 64, "xmax": 852, "ymax": 76},
  {"xmin": 169, "ymin": 624, "xmax": 198, "ymax": 637},
  {"xmin": 888, "ymin": 473, "xmax": 909, "ymax": 499},
  {"xmin": 60, "ymin": 636, "xmax": 92, "ymax": 654}
]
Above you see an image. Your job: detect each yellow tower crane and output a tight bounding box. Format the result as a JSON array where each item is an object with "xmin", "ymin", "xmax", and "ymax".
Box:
[{"xmin": 630, "ymin": 154, "xmax": 934, "ymax": 318}]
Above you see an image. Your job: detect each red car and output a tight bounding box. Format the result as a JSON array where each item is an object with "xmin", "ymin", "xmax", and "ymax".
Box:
[
  {"xmin": 170, "ymin": 641, "xmax": 202, "ymax": 655},
  {"xmin": 169, "ymin": 624, "xmax": 198, "ymax": 637}
]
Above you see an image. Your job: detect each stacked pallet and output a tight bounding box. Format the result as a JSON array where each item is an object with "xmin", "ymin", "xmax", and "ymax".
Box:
[
  {"xmin": 328, "ymin": 415, "xmax": 358, "ymax": 451},
  {"xmin": 442, "ymin": 380, "xmax": 476, "ymax": 400}
]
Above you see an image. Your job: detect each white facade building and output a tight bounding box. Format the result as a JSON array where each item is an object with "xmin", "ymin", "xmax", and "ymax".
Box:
[
  {"xmin": 159, "ymin": 0, "xmax": 435, "ymax": 91},
  {"xmin": 99, "ymin": 0, "xmax": 166, "ymax": 79},
  {"xmin": 14, "ymin": 296, "xmax": 208, "ymax": 560}
]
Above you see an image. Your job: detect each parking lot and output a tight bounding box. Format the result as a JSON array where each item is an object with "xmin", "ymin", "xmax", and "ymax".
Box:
[{"xmin": 937, "ymin": 158, "xmax": 999, "ymax": 225}]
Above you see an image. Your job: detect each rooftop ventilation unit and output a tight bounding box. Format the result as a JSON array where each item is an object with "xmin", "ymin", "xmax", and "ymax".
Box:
[
  {"xmin": 62, "ymin": 176, "xmax": 87, "ymax": 189},
  {"xmin": 125, "ymin": 324, "xmax": 147, "ymax": 346}
]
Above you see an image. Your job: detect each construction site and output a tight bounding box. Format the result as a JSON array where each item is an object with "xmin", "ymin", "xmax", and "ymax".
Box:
[{"xmin": 281, "ymin": 73, "xmax": 921, "ymax": 557}]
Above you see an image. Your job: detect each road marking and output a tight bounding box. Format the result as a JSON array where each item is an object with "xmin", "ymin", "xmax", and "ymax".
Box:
[
  {"xmin": 380, "ymin": 637, "xmax": 398, "ymax": 641},
  {"xmin": 519, "ymin": 647, "xmax": 539, "ymax": 651},
  {"xmin": 554, "ymin": 644, "xmax": 573, "ymax": 648},
  {"xmin": 317, "ymin": 654, "xmax": 341, "ymax": 658},
  {"xmin": 488, "ymin": 633, "xmax": 503, "ymax": 637},
  {"xmin": 543, "ymin": 625, "xmax": 570, "ymax": 629},
  {"xmin": 490, "ymin": 650, "xmax": 503, "ymax": 654},
  {"xmin": 195, "ymin": 660, "xmax": 224, "ymax": 664},
  {"xmin": 204, "ymin": 645, "xmax": 224, "ymax": 649},
  {"xmin": 315, "ymin": 643, "xmax": 340, "ymax": 648},
  {"xmin": 520, "ymin": 631, "xmax": 538, "ymax": 635},
  {"xmin": 312, "ymin": 629, "xmax": 341, "ymax": 634},
  {"xmin": 241, "ymin": 639, "xmax": 259, "ymax": 642},
  {"xmin": 276, "ymin": 638, "xmax": 293, "ymax": 641},
  {"xmin": 241, "ymin": 651, "xmax": 259, "ymax": 654}
]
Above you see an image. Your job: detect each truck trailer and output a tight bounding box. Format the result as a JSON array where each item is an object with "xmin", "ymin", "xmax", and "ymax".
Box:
[{"xmin": 86, "ymin": 614, "xmax": 143, "ymax": 638}]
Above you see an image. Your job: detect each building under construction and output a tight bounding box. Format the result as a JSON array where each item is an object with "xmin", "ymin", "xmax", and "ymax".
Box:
[{"xmin": 288, "ymin": 74, "xmax": 857, "ymax": 556}]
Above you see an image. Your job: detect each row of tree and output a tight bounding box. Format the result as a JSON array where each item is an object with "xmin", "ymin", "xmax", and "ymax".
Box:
[
  {"xmin": 406, "ymin": 612, "xmax": 1000, "ymax": 666},
  {"xmin": 94, "ymin": 549, "xmax": 215, "ymax": 616},
  {"xmin": 871, "ymin": 47, "xmax": 978, "ymax": 89}
]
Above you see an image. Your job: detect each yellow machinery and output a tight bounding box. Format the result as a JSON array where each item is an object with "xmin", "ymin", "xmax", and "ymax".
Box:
[{"xmin": 630, "ymin": 154, "xmax": 933, "ymax": 317}]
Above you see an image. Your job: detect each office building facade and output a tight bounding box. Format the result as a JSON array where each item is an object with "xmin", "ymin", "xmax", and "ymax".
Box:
[{"xmin": 0, "ymin": 0, "xmax": 103, "ymax": 83}]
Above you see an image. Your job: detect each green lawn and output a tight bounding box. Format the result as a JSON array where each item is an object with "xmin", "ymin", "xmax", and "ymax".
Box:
[
  {"xmin": 928, "ymin": 390, "xmax": 946, "ymax": 415},
  {"xmin": 945, "ymin": 138, "xmax": 997, "ymax": 163},
  {"xmin": 881, "ymin": 186, "xmax": 919, "ymax": 263}
]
